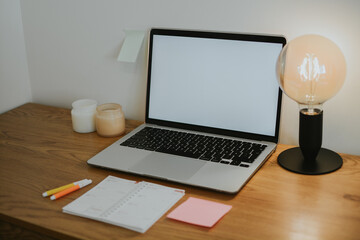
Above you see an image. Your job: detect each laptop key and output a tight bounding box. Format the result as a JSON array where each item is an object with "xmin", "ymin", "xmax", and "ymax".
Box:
[
  {"xmin": 220, "ymin": 161, "xmax": 229, "ymax": 164},
  {"xmin": 199, "ymin": 156, "xmax": 211, "ymax": 161},
  {"xmin": 220, "ymin": 159, "xmax": 232, "ymax": 164},
  {"xmin": 240, "ymin": 164, "xmax": 250, "ymax": 168},
  {"xmin": 210, "ymin": 156, "xmax": 222, "ymax": 162},
  {"xmin": 230, "ymin": 160, "xmax": 241, "ymax": 166}
]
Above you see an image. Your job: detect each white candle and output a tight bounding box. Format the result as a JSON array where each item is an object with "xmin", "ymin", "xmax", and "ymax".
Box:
[{"xmin": 71, "ymin": 99, "xmax": 97, "ymax": 133}]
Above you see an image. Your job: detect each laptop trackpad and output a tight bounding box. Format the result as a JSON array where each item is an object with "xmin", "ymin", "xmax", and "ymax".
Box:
[{"xmin": 129, "ymin": 153, "xmax": 205, "ymax": 181}]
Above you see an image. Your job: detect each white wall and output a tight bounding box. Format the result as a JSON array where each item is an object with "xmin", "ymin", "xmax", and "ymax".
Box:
[
  {"xmin": 3, "ymin": 0, "xmax": 359, "ymax": 155},
  {"xmin": 0, "ymin": 0, "xmax": 31, "ymax": 113}
]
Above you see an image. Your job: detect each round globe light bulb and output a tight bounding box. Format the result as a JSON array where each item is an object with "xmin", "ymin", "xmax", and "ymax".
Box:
[{"xmin": 277, "ymin": 35, "xmax": 346, "ymax": 114}]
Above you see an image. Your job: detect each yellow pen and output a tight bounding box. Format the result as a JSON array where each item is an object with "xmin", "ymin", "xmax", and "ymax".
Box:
[{"xmin": 42, "ymin": 179, "xmax": 89, "ymax": 197}]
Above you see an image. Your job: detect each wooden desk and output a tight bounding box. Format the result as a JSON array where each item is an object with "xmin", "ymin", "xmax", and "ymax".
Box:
[{"xmin": 0, "ymin": 103, "xmax": 359, "ymax": 240}]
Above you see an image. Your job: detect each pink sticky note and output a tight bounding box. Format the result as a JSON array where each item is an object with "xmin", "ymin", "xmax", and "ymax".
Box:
[{"xmin": 167, "ymin": 197, "xmax": 232, "ymax": 227}]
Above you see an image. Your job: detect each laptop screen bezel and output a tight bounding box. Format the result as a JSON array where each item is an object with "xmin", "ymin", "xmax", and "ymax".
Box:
[{"xmin": 145, "ymin": 28, "xmax": 286, "ymax": 143}]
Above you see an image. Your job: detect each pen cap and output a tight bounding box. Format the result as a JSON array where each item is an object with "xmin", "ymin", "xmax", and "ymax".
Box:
[
  {"xmin": 78, "ymin": 179, "xmax": 92, "ymax": 188},
  {"xmin": 74, "ymin": 179, "xmax": 91, "ymax": 186}
]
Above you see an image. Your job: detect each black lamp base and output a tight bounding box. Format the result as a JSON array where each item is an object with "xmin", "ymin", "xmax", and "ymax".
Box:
[{"xmin": 278, "ymin": 147, "xmax": 342, "ymax": 175}]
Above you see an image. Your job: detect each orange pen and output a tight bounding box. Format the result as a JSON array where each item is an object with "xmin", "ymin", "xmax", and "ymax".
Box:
[{"xmin": 50, "ymin": 179, "xmax": 92, "ymax": 200}]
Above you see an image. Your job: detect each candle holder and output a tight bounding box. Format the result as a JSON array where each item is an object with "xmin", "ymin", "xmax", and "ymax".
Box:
[
  {"xmin": 95, "ymin": 103, "xmax": 125, "ymax": 137},
  {"xmin": 71, "ymin": 99, "xmax": 97, "ymax": 133}
]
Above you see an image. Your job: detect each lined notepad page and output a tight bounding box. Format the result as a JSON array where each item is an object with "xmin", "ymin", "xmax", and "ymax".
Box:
[{"xmin": 63, "ymin": 176, "xmax": 185, "ymax": 233}]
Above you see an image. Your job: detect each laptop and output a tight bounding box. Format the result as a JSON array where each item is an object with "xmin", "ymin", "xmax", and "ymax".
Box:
[{"xmin": 88, "ymin": 28, "xmax": 286, "ymax": 193}]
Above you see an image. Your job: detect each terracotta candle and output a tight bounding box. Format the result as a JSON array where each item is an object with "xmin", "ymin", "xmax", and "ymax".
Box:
[
  {"xmin": 71, "ymin": 99, "xmax": 97, "ymax": 133},
  {"xmin": 95, "ymin": 103, "xmax": 125, "ymax": 137}
]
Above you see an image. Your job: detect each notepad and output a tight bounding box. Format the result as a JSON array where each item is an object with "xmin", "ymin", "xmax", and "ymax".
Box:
[
  {"xmin": 167, "ymin": 197, "xmax": 232, "ymax": 227},
  {"xmin": 63, "ymin": 176, "xmax": 185, "ymax": 233}
]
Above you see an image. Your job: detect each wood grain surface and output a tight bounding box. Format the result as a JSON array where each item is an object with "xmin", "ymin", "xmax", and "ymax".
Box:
[{"xmin": 0, "ymin": 103, "xmax": 359, "ymax": 240}]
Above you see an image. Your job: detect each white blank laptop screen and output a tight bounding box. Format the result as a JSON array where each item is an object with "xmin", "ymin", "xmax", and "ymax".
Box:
[{"xmin": 148, "ymin": 34, "xmax": 283, "ymax": 137}]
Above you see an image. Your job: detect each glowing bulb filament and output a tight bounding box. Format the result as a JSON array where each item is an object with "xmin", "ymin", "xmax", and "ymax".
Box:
[{"xmin": 297, "ymin": 53, "xmax": 326, "ymax": 107}]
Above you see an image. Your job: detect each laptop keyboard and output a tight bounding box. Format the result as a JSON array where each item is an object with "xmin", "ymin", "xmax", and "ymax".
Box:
[{"xmin": 120, "ymin": 127, "xmax": 267, "ymax": 167}]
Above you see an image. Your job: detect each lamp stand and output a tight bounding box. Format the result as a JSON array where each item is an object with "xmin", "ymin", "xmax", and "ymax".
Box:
[{"xmin": 278, "ymin": 109, "xmax": 342, "ymax": 175}]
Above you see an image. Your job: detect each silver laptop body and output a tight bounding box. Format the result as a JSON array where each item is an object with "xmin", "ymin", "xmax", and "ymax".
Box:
[{"xmin": 88, "ymin": 29, "xmax": 286, "ymax": 193}]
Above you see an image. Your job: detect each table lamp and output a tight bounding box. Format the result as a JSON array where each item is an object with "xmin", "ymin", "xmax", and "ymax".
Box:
[{"xmin": 277, "ymin": 35, "xmax": 346, "ymax": 175}]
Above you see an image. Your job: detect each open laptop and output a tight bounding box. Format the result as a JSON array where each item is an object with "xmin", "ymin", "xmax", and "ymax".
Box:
[{"xmin": 88, "ymin": 28, "xmax": 286, "ymax": 193}]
